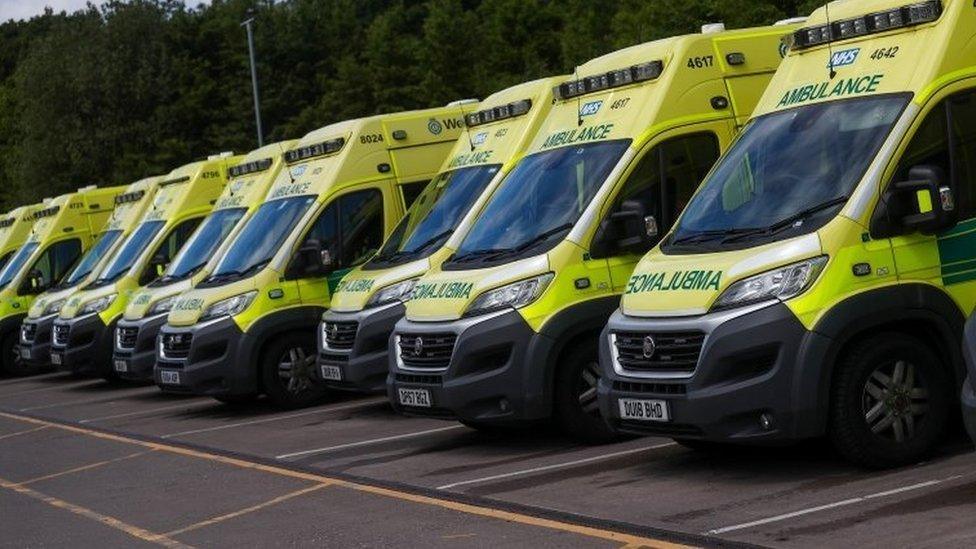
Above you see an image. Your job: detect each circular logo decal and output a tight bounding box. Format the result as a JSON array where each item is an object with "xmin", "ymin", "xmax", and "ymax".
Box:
[{"xmin": 427, "ymin": 119, "xmax": 443, "ymax": 135}]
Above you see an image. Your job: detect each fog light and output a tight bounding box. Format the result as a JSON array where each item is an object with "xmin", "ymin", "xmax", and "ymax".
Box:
[
  {"xmin": 759, "ymin": 412, "xmax": 773, "ymax": 430},
  {"xmin": 499, "ymin": 398, "xmax": 510, "ymax": 412}
]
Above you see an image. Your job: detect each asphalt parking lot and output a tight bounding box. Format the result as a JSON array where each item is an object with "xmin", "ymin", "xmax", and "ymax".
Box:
[{"xmin": 1, "ymin": 372, "xmax": 975, "ymax": 548}]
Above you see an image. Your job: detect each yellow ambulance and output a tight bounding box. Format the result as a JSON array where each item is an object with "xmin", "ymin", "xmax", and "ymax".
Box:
[
  {"xmin": 112, "ymin": 141, "xmax": 294, "ymax": 382},
  {"xmin": 389, "ymin": 23, "xmax": 797, "ymax": 440},
  {"xmin": 0, "ymin": 204, "xmax": 41, "ymax": 275},
  {"xmin": 52, "ymin": 154, "xmax": 242, "ymax": 378},
  {"xmin": 316, "ymin": 78, "xmax": 564, "ymax": 394},
  {"xmin": 600, "ymin": 0, "xmax": 971, "ymax": 468},
  {"xmin": 157, "ymin": 104, "xmax": 470, "ymax": 408},
  {"xmin": 18, "ymin": 176, "xmax": 161, "ymax": 371},
  {"xmin": 0, "ymin": 187, "xmax": 122, "ymax": 375}
]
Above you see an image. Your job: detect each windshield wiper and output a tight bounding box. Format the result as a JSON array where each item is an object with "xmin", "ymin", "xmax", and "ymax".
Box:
[
  {"xmin": 451, "ymin": 223, "xmax": 574, "ymax": 265},
  {"xmin": 378, "ymin": 230, "xmax": 453, "ymax": 263},
  {"xmin": 721, "ymin": 196, "xmax": 849, "ymax": 244},
  {"xmin": 669, "ymin": 228, "xmax": 755, "ymax": 246},
  {"xmin": 205, "ymin": 258, "xmax": 270, "ymax": 283}
]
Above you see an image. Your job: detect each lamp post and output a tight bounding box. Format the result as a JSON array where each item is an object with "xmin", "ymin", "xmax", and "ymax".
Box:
[{"xmin": 242, "ymin": 10, "xmax": 264, "ymax": 147}]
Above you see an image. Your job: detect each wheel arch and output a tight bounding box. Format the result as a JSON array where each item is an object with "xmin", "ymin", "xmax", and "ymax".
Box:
[{"xmin": 241, "ymin": 305, "xmax": 326, "ymax": 390}]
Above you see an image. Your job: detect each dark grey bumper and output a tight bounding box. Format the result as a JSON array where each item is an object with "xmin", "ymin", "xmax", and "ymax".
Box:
[
  {"xmin": 155, "ymin": 317, "xmax": 252, "ymax": 397},
  {"xmin": 961, "ymin": 315, "xmax": 976, "ymax": 444},
  {"xmin": 387, "ymin": 309, "xmax": 554, "ymax": 424},
  {"xmin": 598, "ymin": 302, "xmax": 828, "ymax": 443},
  {"xmin": 315, "ymin": 303, "xmax": 404, "ymax": 393},
  {"xmin": 113, "ymin": 314, "xmax": 168, "ymax": 382},
  {"xmin": 51, "ymin": 314, "xmax": 115, "ymax": 376},
  {"xmin": 18, "ymin": 314, "xmax": 56, "ymax": 367}
]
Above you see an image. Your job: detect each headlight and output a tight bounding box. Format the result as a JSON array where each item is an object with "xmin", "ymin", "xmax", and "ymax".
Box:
[
  {"xmin": 713, "ymin": 256, "xmax": 828, "ymax": 310},
  {"xmin": 199, "ymin": 291, "xmax": 257, "ymax": 322},
  {"xmin": 78, "ymin": 294, "xmax": 117, "ymax": 315},
  {"xmin": 148, "ymin": 295, "xmax": 177, "ymax": 316},
  {"xmin": 43, "ymin": 298, "xmax": 66, "ymax": 316},
  {"xmin": 464, "ymin": 273, "xmax": 554, "ymax": 318},
  {"xmin": 364, "ymin": 278, "xmax": 418, "ymax": 308}
]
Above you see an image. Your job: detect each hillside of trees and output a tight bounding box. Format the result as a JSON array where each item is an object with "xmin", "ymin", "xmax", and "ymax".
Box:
[{"xmin": 0, "ymin": 0, "xmax": 820, "ymax": 209}]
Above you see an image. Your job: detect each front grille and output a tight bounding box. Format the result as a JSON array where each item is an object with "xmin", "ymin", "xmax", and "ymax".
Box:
[
  {"xmin": 161, "ymin": 332, "xmax": 192, "ymax": 359},
  {"xmin": 397, "ymin": 333, "xmax": 456, "ymax": 371},
  {"xmin": 117, "ymin": 326, "xmax": 138, "ymax": 350},
  {"xmin": 53, "ymin": 323, "xmax": 70, "ymax": 346},
  {"xmin": 21, "ymin": 322, "xmax": 37, "ymax": 344},
  {"xmin": 318, "ymin": 352, "xmax": 348, "ymax": 364},
  {"xmin": 617, "ymin": 420, "xmax": 703, "ymax": 437},
  {"xmin": 613, "ymin": 331, "xmax": 705, "ymax": 374},
  {"xmin": 395, "ymin": 372, "xmax": 442, "ymax": 385},
  {"xmin": 323, "ymin": 321, "xmax": 358, "ymax": 350}
]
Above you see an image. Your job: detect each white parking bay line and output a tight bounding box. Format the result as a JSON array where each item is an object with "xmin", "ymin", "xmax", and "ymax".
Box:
[
  {"xmin": 706, "ymin": 474, "xmax": 964, "ymax": 536},
  {"xmin": 18, "ymin": 388, "xmax": 156, "ymax": 411},
  {"xmin": 1, "ymin": 379, "xmax": 101, "ymax": 398},
  {"xmin": 437, "ymin": 442, "xmax": 677, "ymax": 490},
  {"xmin": 160, "ymin": 397, "xmax": 387, "ymax": 438},
  {"xmin": 276, "ymin": 425, "xmax": 466, "ymax": 460},
  {"xmin": 79, "ymin": 400, "xmax": 211, "ymax": 423},
  {"xmin": 0, "ymin": 372, "xmax": 69, "ymax": 387}
]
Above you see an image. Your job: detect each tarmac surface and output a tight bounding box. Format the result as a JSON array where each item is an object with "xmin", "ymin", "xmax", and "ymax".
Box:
[{"xmin": 1, "ymin": 371, "xmax": 975, "ymax": 548}]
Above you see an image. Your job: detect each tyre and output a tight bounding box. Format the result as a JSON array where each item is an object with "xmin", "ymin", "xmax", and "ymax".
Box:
[
  {"xmin": 259, "ymin": 332, "xmax": 327, "ymax": 409},
  {"xmin": 829, "ymin": 333, "xmax": 951, "ymax": 469},
  {"xmin": 554, "ymin": 340, "xmax": 618, "ymax": 443},
  {"xmin": 0, "ymin": 330, "xmax": 43, "ymax": 377}
]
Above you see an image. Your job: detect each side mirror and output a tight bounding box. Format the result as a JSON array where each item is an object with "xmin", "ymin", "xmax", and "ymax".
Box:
[
  {"xmin": 286, "ymin": 239, "xmax": 330, "ymax": 279},
  {"xmin": 591, "ymin": 200, "xmax": 658, "ymax": 259},
  {"xmin": 871, "ymin": 165, "xmax": 956, "ymax": 237},
  {"xmin": 150, "ymin": 254, "xmax": 169, "ymax": 277},
  {"xmin": 25, "ymin": 269, "xmax": 46, "ymax": 293}
]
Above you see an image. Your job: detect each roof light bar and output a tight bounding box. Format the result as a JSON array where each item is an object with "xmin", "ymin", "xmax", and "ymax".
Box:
[
  {"xmin": 32, "ymin": 206, "xmax": 60, "ymax": 220},
  {"xmin": 159, "ymin": 176, "xmax": 191, "ymax": 187},
  {"xmin": 284, "ymin": 138, "xmax": 345, "ymax": 164},
  {"xmin": 791, "ymin": 0, "xmax": 941, "ymax": 50},
  {"xmin": 114, "ymin": 190, "xmax": 146, "ymax": 205},
  {"xmin": 229, "ymin": 157, "xmax": 273, "ymax": 178},
  {"xmin": 553, "ymin": 61, "xmax": 664, "ymax": 101},
  {"xmin": 0, "ymin": 218, "xmax": 14, "ymax": 229},
  {"xmin": 465, "ymin": 99, "xmax": 533, "ymax": 127}
]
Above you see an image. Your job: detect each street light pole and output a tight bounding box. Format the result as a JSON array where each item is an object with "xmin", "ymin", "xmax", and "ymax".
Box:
[{"xmin": 242, "ymin": 12, "xmax": 264, "ymax": 147}]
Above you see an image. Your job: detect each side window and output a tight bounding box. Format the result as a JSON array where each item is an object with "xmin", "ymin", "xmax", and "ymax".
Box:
[
  {"xmin": 30, "ymin": 239, "xmax": 82, "ymax": 290},
  {"xmin": 303, "ymin": 189, "xmax": 384, "ymax": 270},
  {"xmin": 141, "ymin": 217, "xmax": 201, "ymax": 284},
  {"xmin": 337, "ymin": 189, "xmax": 384, "ymax": 267},
  {"xmin": 0, "ymin": 250, "xmax": 14, "ymax": 274},
  {"xmin": 615, "ymin": 133, "xmax": 720, "ymax": 238},
  {"xmin": 894, "ymin": 89, "xmax": 976, "ymax": 220},
  {"xmin": 399, "ymin": 181, "xmax": 428, "ymax": 210}
]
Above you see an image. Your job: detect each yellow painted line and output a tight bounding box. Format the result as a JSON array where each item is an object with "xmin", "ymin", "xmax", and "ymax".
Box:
[
  {"xmin": 17, "ymin": 450, "xmax": 153, "ymax": 486},
  {"xmin": 0, "ymin": 425, "xmax": 48, "ymax": 440},
  {"xmin": 0, "ymin": 474, "xmax": 190, "ymax": 548},
  {"xmin": 164, "ymin": 483, "xmax": 331, "ymax": 536},
  {"xmin": 0, "ymin": 412, "xmax": 692, "ymax": 548}
]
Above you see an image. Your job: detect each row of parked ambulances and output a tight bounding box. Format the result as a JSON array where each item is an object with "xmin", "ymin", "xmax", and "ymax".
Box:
[{"xmin": 4, "ymin": 0, "xmax": 975, "ymax": 470}]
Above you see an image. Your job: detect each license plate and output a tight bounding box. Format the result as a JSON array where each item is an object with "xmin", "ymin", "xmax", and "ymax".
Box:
[
  {"xmin": 319, "ymin": 365, "xmax": 342, "ymax": 381},
  {"xmin": 50, "ymin": 352, "xmax": 62, "ymax": 365},
  {"xmin": 398, "ymin": 387, "xmax": 431, "ymax": 408},
  {"xmin": 159, "ymin": 370, "xmax": 181, "ymax": 385},
  {"xmin": 19, "ymin": 348, "xmax": 30, "ymax": 360},
  {"xmin": 618, "ymin": 398, "xmax": 670, "ymax": 422},
  {"xmin": 114, "ymin": 359, "xmax": 128, "ymax": 373}
]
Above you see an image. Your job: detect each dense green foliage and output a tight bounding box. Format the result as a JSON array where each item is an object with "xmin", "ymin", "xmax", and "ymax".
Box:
[{"xmin": 0, "ymin": 0, "xmax": 820, "ymax": 209}]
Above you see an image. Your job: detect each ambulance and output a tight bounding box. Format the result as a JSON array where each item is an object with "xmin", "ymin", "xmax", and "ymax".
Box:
[
  {"xmin": 52, "ymin": 154, "xmax": 242, "ymax": 378},
  {"xmin": 389, "ymin": 23, "xmax": 797, "ymax": 440},
  {"xmin": 157, "ymin": 104, "xmax": 470, "ymax": 408},
  {"xmin": 0, "ymin": 186, "xmax": 122, "ymax": 375},
  {"xmin": 0, "ymin": 205, "xmax": 41, "ymax": 275},
  {"xmin": 317, "ymin": 78, "xmax": 564, "ymax": 394},
  {"xmin": 112, "ymin": 141, "xmax": 294, "ymax": 382},
  {"xmin": 19, "ymin": 176, "xmax": 161, "ymax": 371},
  {"xmin": 600, "ymin": 0, "xmax": 973, "ymax": 468}
]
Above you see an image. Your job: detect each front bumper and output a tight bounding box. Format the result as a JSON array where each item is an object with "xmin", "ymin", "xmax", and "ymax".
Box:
[
  {"xmin": 388, "ymin": 309, "xmax": 553, "ymax": 424},
  {"xmin": 598, "ymin": 302, "xmax": 827, "ymax": 443},
  {"xmin": 960, "ymin": 315, "xmax": 976, "ymax": 444},
  {"xmin": 113, "ymin": 314, "xmax": 168, "ymax": 382},
  {"xmin": 315, "ymin": 303, "xmax": 404, "ymax": 393},
  {"xmin": 51, "ymin": 314, "xmax": 115, "ymax": 376},
  {"xmin": 18, "ymin": 314, "xmax": 57, "ymax": 367},
  {"xmin": 155, "ymin": 317, "xmax": 251, "ymax": 397}
]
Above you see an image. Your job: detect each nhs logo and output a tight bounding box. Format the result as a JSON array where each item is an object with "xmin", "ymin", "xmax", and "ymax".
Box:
[
  {"xmin": 828, "ymin": 48, "xmax": 860, "ymax": 69},
  {"xmin": 472, "ymin": 132, "xmax": 488, "ymax": 146},
  {"xmin": 579, "ymin": 100, "xmax": 603, "ymax": 117}
]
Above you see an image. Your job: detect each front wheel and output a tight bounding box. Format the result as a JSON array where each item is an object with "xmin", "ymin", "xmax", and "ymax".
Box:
[
  {"xmin": 554, "ymin": 340, "xmax": 618, "ymax": 443},
  {"xmin": 829, "ymin": 333, "xmax": 951, "ymax": 469},
  {"xmin": 260, "ymin": 332, "xmax": 328, "ymax": 409},
  {"xmin": 0, "ymin": 331, "xmax": 43, "ymax": 377}
]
